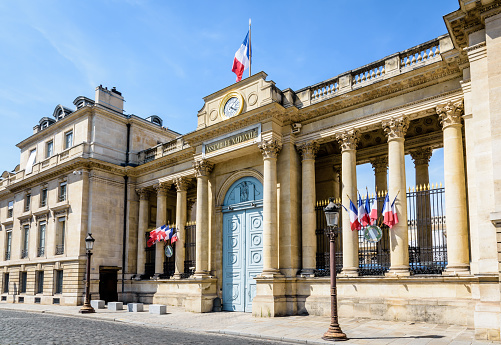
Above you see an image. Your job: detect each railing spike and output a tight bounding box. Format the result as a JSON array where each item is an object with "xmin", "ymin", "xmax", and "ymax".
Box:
[
  {"xmin": 440, "ymin": 182, "xmax": 443, "ymax": 188},
  {"xmin": 427, "ymin": 183, "xmax": 430, "ymax": 190}
]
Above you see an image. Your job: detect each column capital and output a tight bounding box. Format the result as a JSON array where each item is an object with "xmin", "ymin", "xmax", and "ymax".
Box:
[
  {"xmin": 297, "ymin": 141, "xmax": 319, "ymax": 160},
  {"xmin": 187, "ymin": 198, "xmax": 196, "ymax": 211},
  {"xmin": 436, "ymin": 101, "xmax": 463, "ymax": 129},
  {"xmin": 382, "ymin": 116, "xmax": 409, "ymax": 141},
  {"xmin": 193, "ymin": 160, "xmax": 214, "ymax": 177},
  {"xmin": 153, "ymin": 183, "xmax": 170, "ymax": 196},
  {"xmin": 135, "ymin": 188, "xmax": 150, "ymax": 200},
  {"xmin": 370, "ymin": 156, "xmax": 388, "ymax": 173},
  {"xmin": 336, "ymin": 129, "xmax": 360, "ymax": 152},
  {"xmin": 174, "ymin": 177, "xmax": 190, "ymax": 192},
  {"xmin": 258, "ymin": 139, "xmax": 282, "ymax": 159},
  {"xmin": 410, "ymin": 147, "xmax": 433, "ymax": 166}
]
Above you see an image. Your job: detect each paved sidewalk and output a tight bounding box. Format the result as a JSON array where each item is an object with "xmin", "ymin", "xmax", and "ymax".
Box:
[{"xmin": 0, "ymin": 302, "xmax": 494, "ymax": 345}]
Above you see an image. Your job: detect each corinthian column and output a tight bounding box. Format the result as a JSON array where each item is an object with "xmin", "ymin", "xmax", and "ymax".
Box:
[
  {"xmin": 136, "ymin": 188, "xmax": 150, "ymax": 278},
  {"xmin": 298, "ymin": 141, "xmax": 319, "ymax": 276},
  {"xmin": 193, "ymin": 160, "xmax": 214, "ymax": 278},
  {"xmin": 258, "ymin": 139, "xmax": 282, "ymax": 277},
  {"xmin": 437, "ymin": 101, "xmax": 469, "ymax": 275},
  {"xmin": 154, "ymin": 183, "xmax": 170, "ymax": 277},
  {"xmin": 336, "ymin": 130, "xmax": 360, "ymax": 277},
  {"xmin": 173, "ymin": 177, "xmax": 189, "ymax": 279},
  {"xmin": 383, "ymin": 116, "xmax": 410, "ymax": 276}
]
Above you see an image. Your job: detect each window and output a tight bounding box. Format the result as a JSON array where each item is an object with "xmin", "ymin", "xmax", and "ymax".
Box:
[
  {"xmin": 40, "ymin": 188, "xmax": 48, "ymax": 207},
  {"xmin": 7, "ymin": 201, "xmax": 13, "ymax": 218},
  {"xmin": 21, "ymin": 225, "xmax": 29, "ymax": 259},
  {"xmin": 3, "ymin": 273, "xmax": 9, "ymax": 293},
  {"xmin": 20, "ymin": 272, "xmax": 27, "ymax": 293},
  {"xmin": 36, "ymin": 271, "xmax": 44, "ymax": 294},
  {"xmin": 46, "ymin": 141, "xmax": 53, "ymax": 158},
  {"xmin": 65, "ymin": 131, "xmax": 73, "ymax": 149},
  {"xmin": 59, "ymin": 182, "xmax": 67, "ymax": 202},
  {"xmin": 38, "ymin": 222, "xmax": 46, "ymax": 257},
  {"xmin": 55, "ymin": 270, "xmax": 63, "ymax": 294},
  {"xmin": 26, "ymin": 149, "xmax": 37, "ymax": 174},
  {"xmin": 24, "ymin": 194, "xmax": 31, "ymax": 212},
  {"xmin": 5, "ymin": 230, "xmax": 12, "ymax": 260},
  {"xmin": 56, "ymin": 217, "xmax": 65, "ymax": 255}
]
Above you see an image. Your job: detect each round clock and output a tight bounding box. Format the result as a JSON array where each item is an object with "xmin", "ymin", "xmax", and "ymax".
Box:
[
  {"xmin": 219, "ymin": 91, "xmax": 244, "ymax": 119},
  {"xmin": 224, "ymin": 97, "xmax": 241, "ymax": 118}
]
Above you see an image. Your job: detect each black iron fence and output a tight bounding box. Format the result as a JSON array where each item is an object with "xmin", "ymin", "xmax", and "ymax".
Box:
[
  {"xmin": 183, "ymin": 222, "xmax": 196, "ymax": 278},
  {"xmin": 315, "ymin": 200, "xmax": 343, "ymax": 276}
]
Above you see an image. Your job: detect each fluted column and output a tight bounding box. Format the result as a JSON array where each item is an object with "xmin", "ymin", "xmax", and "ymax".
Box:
[
  {"xmin": 193, "ymin": 160, "xmax": 214, "ymax": 278},
  {"xmin": 336, "ymin": 130, "xmax": 360, "ymax": 277},
  {"xmin": 383, "ymin": 116, "xmax": 410, "ymax": 276},
  {"xmin": 258, "ymin": 139, "xmax": 282, "ymax": 277},
  {"xmin": 154, "ymin": 183, "xmax": 169, "ymax": 276},
  {"xmin": 298, "ymin": 141, "xmax": 319, "ymax": 276},
  {"xmin": 173, "ymin": 177, "xmax": 189, "ymax": 279},
  {"xmin": 437, "ymin": 101, "xmax": 469, "ymax": 274},
  {"xmin": 332, "ymin": 166, "xmax": 341, "ymax": 201},
  {"xmin": 410, "ymin": 147, "xmax": 433, "ymax": 262},
  {"xmin": 370, "ymin": 156, "xmax": 388, "ymax": 255},
  {"xmin": 136, "ymin": 188, "xmax": 149, "ymax": 278}
]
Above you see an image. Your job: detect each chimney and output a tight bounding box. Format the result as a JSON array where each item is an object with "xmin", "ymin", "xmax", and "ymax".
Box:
[{"xmin": 95, "ymin": 85, "xmax": 125, "ymax": 113}]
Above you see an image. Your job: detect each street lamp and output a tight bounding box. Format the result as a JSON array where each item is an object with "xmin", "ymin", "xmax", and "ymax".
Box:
[
  {"xmin": 79, "ymin": 233, "xmax": 95, "ymax": 314},
  {"xmin": 322, "ymin": 198, "xmax": 348, "ymax": 341}
]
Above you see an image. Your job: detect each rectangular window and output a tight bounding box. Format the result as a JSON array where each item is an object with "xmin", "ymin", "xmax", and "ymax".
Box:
[
  {"xmin": 20, "ymin": 272, "xmax": 27, "ymax": 293},
  {"xmin": 22, "ymin": 225, "xmax": 29, "ymax": 259},
  {"xmin": 3, "ymin": 273, "xmax": 9, "ymax": 293},
  {"xmin": 36, "ymin": 271, "xmax": 44, "ymax": 294},
  {"xmin": 55, "ymin": 270, "xmax": 63, "ymax": 294},
  {"xmin": 5, "ymin": 230, "xmax": 12, "ymax": 260},
  {"xmin": 7, "ymin": 201, "xmax": 13, "ymax": 218},
  {"xmin": 38, "ymin": 222, "xmax": 46, "ymax": 257},
  {"xmin": 65, "ymin": 131, "xmax": 73, "ymax": 149},
  {"xmin": 46, "ymin": 141, "xmax": 53, "ymax": 158},
  {"xmin": 56, "ymin": 217, "xmax": 65, "ymax": 255},
  {"xmin": 24, "ymin": 194, "xmax": 31, "ymax": 212},
  {"xmin": 40, "ymin": 188, "xmax": 48, "ymax": 207},
  {"xmin": 26, "ymin": 149, "xmax": 37, "ymax": 174},
  {"xmin": 59, "ymin": 182, "xmax": 67, "ymax": 202}
]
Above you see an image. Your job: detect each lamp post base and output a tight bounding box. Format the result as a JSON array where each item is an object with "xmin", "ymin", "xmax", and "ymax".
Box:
[
  {"xmin": 322, "ymin": 325, "xmax": 348, "ymax": 341},
  {"xmin": 79, "ymin": 304, "xmax": 95, "ymax": 314}
]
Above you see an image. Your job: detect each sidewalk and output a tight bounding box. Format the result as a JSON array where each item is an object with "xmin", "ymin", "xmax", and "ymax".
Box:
[{"xmin": 0, "ymin": 302, "xmax": 494, "ymax": 345}]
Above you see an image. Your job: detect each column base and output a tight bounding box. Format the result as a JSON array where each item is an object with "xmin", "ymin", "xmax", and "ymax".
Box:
[
  {"xmin": 443, "ymin": 264, "xmax": 470, "ymax": 276},
  {"xmin": 172, "ymin": 273, "xmax": 182, "ymax": 280},
  {"xmin": 299, "ymin": 268, "xmax": 315, "ymax": 278},
  {"xmin": 252, "ymin": 276, "xmax": 287, "ymax": 317},
  {"xmin": 260, "ymin": 269, "xmax": 284, "ymax": 278},
  {"xmin": 339, "ymin": 268, "xmax": 358, "ymax": 277},
  {"xmin": 193, "ymin": 271, "xmax": 211, "ymax": 279},
  {"xmin": 385, "ymin": 266, "xmax": 410, "ymax": 277}
]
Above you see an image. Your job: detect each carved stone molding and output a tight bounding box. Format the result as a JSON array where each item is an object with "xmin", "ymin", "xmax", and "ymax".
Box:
[
  {"xmin": 174, "ymin": 177, "xmax": 190, "ymax": 192},
  {"xmin": 297, "ymin": 141, "xmax": 319, "ymax": 161},
  {"xmin": 410, "ymin": 147, "xmax": 433, "ymax": 166},
  {"xmin": 382, "ymin": 116, "xmax": 409, "ymax": 140},
  {"xmin": 436, "ymin": 101, "xmax": 464, "ymax": 129},
  {"xmin": 336, "ymin": 129, "xmax": 360, "ymax": 152},
  {"xmin": 258, "ymin": 139, "xmax": 282, "ymax": 159},
  {"xmin": 153, "ymin": 183, "xmax": 171, "ymax": 196},
  {"xmin": 370, "ymin": 156, "xmax": 388, "ymax": 173},
  {"xmin": 136, "ymin": 188, "xmax": 150, "ymax": 201},
  {"xmin": 193, "ymin": 160, "xmax": 214, "ymax": 178}
]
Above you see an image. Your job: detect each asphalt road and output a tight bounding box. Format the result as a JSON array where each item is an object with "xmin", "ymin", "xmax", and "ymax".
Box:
[{"xmin": 0, "ymin": 309, "xmax": 293, "ymax": 345}]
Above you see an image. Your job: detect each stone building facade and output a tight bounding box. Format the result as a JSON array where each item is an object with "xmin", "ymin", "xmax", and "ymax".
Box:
[{"xmin": 1, "ymin": 1, "xmax": 501, "ymax": 341}]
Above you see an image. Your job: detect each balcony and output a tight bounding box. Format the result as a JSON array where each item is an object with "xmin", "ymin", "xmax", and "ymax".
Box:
[
  {"xmin": 21, "ymin": 250, "xmax": 29, "ymax": 259},
  {"xmin": 55, "ymin": 244, "xmax": 64, "ymax": 255},
  {"xmin": 4, "ymin": 252, "xmax": 10, "ymax": 261},
  {"xmin": 37, "ymin": 247, "xmax": 45, "ymax": 257}
]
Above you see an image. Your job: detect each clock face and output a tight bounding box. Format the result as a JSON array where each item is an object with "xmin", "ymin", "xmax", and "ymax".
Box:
[{"xmin": 223, "ymin": 97, "xmax": 241, "ymax": 118}]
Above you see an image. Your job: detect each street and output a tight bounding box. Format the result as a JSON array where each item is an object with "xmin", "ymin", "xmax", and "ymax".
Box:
[{"xmin": 0, "ymin": 310, "xmax": 292, "ymax": 345}]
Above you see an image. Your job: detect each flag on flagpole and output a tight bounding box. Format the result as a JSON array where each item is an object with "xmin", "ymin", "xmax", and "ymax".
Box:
[
  {"xmin": 390, "ymin": 196, "xmax": 399, "ymax": 228},
  {"xmin": 232, "ymin": 31, "xmax": 251, "ymax": 82},
  {"xmin": 349, "ymin": 198, "xmax": 361, "ymax": 231},
  {"xmin": 171, "ymin": 231, "xmax": 179, "ymax": 244},
  {"xmin": 369, "ymin": 197, "xmax": 378, "ymax": 225},
  {"xmin": 364, "ymin": 191, "xmax": 371, "ymax": 226},
  {"xmin": 382, "ymin": 194, "xmax": 393, "ymax": 228},
  {"xmin": 358, "ymin": 193, "xmax": 369, "ymax": 227}
]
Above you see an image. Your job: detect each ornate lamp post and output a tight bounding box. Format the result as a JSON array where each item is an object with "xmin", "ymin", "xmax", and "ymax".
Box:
[
  {"xmin": 80, "ymin": 233, "xmax": 95, "ymax": 314},
  {"xmin": 322, "ymin": 198, "xmax": 348, "ymax": 341}
]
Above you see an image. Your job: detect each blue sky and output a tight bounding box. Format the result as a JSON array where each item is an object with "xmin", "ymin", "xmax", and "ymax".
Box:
[{"xmin": 0, "ymin": 0, "xmax": 457, "ymax": 191}]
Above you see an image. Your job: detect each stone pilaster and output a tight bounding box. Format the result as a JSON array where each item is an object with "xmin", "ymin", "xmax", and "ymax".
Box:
[
  {"xmin": 437, "ymin": 101, "xmax": 470, "ymax": 275},
  {"xmin": 173, "ymin": 177, "xmax": 189, "ymax": 279},
  {"xmin": 297, "ymin": 141, "xmax": 319, "ymax": 276},
  {"xmin": 383, "ymin": 116, "xmax": 410, "ymax": 276},
  {"xmin": 136, "ymin": 188, "xmax": 149, "ymax": 278},
  {"xmin": 258, "ymin": 139, "xmax": 282, "ymax": 277},
  {"xmin": 336, "ymin": 130, "xmax": 360, "ymax": 276},
  {"xmin": 154, "ymin": 183, "xmax": 170, "ymax": 276},
  {"xmin": 193, "ymin": 160, "xmax": 214, "ymax": 278}
]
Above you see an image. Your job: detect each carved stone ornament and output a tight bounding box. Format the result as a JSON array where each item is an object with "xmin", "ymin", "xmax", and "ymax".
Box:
[
  {"xmin": 336, "ymin": 129, "xmax": 360, "ymax": 152},
  {"xmin": 297, "ymin": 141, "xmax": 319, "ymax": 161},
  {"xmin": 136, "ymin": 188, "xmax": 150, "ymax": 201},
  {"xmin": 370, "ymin": 156, "xmax": 388, "ymax": 173},
  {"xmin": 258, "ymin": 139, "xmax": 282, "ymax": 159},
  {"xmin": 436, "ymin": 101, "xmax": 463, "ymax": 129},
  {"xmin": 174, "ymin": 177, "xmax": 190, "ymax": 192},
  {"xmin": 153, "ymin": 183, "xmax": 170, "ymax": 196},
  {"xmin": 193, "ymin": 160, "xmax": 214, "ymax": 177},
  {"xmin": 410, "ymin": 147, "xmax": 433, "ymax": 166},
  {"xmin": 382, "ymin": 116, "xmax": 409, "ymax": 140}
]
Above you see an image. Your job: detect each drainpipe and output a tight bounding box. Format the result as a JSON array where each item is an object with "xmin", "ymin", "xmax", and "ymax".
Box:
[{"xmin": 122, "ymin": 119, "xmax": 131, "ymax": 298}]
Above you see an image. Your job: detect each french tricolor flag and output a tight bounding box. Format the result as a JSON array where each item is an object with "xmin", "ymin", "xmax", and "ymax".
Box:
[
  {"xmin": 369, "ymin": 198, "xmax": 378, "ymax": 225},
  {"xmin": 232, "ymin": 31, "xmax": 251, "ymax": 82},
  {"xmin": 390, "ymin": 196, "xmax": 399, "ymax": 227},
  {"xmin": 349, "ymin": 199, "xmax": 361, "ymax": 231},
  {"xmin": 382, "ymin": 194, "xmax": 393, "ymax": 228}
]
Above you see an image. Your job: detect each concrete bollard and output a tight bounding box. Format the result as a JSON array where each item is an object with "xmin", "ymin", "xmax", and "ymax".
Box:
[
  {"xmin": 107, "ymin": 302, "xmax": 123, "ymax": 311},
  {"xmin": 127, "ymin": 303, "xmax": 144, "ymax": 312},
  {"xmin": 90, "ymin": 300, "xmax": 105, "ymax": 309},
  {"xmin": 149, "ymin": 304, "xmax": 167, "ymax": 315}
]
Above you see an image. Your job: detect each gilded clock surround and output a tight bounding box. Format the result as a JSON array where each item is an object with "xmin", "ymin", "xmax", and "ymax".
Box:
[{"xmin": 219, "ymin": 91, "xmax": 244, "ymax": 120}]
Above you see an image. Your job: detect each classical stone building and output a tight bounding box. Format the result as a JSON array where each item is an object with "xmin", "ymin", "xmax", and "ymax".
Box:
[{"xmin": 1, "ymin": 1, "xmax": 501, "ymax": 341}]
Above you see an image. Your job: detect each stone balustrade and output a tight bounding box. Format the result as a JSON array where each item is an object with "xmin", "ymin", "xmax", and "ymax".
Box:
[{"xmin": 137, "ymin": 137, "xmax": 187, "ymax": 164}]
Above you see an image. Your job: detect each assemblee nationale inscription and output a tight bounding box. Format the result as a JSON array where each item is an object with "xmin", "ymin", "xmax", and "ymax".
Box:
[{"xmin": 205, "ymin": 128, "xmax": 259, "ymax": 154}]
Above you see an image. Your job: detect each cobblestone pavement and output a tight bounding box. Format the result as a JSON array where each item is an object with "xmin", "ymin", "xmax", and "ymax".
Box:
[{"xmin": 0, "ymin": 309, "xmax": 291, "ymax": 345}]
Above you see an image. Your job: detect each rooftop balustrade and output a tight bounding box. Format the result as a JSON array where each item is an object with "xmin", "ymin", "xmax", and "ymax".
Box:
[{"xmin": 137, "ymin": 137, "xmax": 187, "ymax": 165}]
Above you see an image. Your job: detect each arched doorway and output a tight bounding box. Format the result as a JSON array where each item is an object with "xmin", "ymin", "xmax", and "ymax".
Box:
[{"xmin": 222, "ymin": 176, "xmax": 263, "ymax": 312}]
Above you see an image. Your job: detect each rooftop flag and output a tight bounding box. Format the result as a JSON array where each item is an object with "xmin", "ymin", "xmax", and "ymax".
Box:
[{"xmin": 232, "ymin": 23, "xmax": 251, "ymax": 82}]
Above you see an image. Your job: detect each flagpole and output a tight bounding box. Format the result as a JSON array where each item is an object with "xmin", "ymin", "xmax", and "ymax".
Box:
[{"xmin": 249, "ymin": 18, "xmax": 251, "ymax": 78}]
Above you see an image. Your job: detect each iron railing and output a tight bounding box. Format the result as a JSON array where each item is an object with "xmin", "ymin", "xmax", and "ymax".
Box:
[
  {"xmin": 37, "ymin": 247, "xmax": 45, "ymax": 257},
  {"xmin": 55, "ymin": 244, "xmax": 64, "ymax": 255},
  {"xmin": 315, "ymin": 204, "xmax": 342, "ymax": 276},
  {"xmin": 21, "ymin": 250, "xmax": 29, "ymax": 259},
  {"xmin": 183, "ymin": 223, "xmax": 196, "ymax": 278}
]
